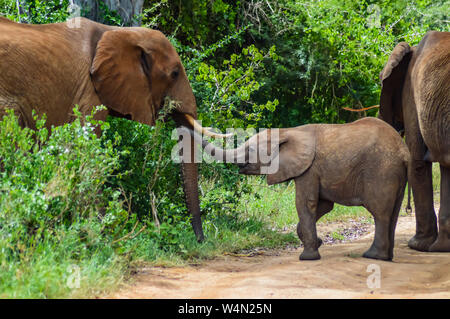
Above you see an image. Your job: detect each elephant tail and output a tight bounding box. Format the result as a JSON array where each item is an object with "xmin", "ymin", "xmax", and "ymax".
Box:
[
  {"xmin": 403, "ymin": 147, "xmax": 412, "ymax": 215},
  {"xmin": 405, "ymin": 182, "xmax": 412, "ymax": 215}
]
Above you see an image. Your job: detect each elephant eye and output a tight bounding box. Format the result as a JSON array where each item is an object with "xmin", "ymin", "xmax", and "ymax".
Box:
[{"xmin": 171, "ymin": 69, "xmax": 179, "ymax": 79}]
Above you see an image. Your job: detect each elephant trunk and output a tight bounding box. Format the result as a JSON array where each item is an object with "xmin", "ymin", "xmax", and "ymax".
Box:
[
  {"xmin": 185, "ymin": 126, "xmax": 246, "ymax": 163},
  {"xmin": 181, "ymin": 160, "xmax": 204, "ymax": 242},
  {"xmin": 172, "ymin": 114, "xmax": 205, "ymax": 242},
  {"xmin": 177, "ymin": 126, "xmax": 239, "ymax": 243}
]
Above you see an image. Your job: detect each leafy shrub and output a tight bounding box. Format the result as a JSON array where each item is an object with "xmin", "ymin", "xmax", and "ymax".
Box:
[{"xmin": 0, "ymin": 107, "xmax": 128, "ymax": 262}]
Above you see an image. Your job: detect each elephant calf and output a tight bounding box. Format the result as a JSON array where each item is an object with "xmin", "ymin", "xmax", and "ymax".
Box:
[{"xmin": 195, "ymin": 117, "xmax": 410, "ymax": 261}]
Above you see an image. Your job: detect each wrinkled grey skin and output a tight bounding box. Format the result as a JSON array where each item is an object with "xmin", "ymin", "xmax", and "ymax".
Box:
[
  {"xmin": 379, "ymin": 31, "xmax": 450, "ymax": 252},
  {"xmin": 193, "ymin": 117, "xmax": 410, "ymax": 261}
]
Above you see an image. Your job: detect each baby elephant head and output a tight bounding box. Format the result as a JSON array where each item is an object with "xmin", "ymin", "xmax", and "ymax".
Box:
[
  {"xmin": 189, "ymin": 126, "xmax": 316, "ymax": 185},
  {"xmin": 236, "ymin": 129, "xmax": 284, "ymax": 176}
]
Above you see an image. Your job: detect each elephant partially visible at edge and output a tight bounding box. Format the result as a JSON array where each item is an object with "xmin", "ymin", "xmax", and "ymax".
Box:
[
  {"xmin": 378, "ymin": 31, "xmax": 450, "ymax": 252},
  {"xmin": 0, "ymin": 17, "xmax": 223, "ymax": 242},
  {"xmin": 190, "ymin": 117, "xmax": 410, "ymax": 261}
]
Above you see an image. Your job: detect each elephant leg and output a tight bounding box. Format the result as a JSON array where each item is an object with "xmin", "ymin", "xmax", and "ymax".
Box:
[
  {"xmin": 295, "ymin": 177, "xmax": 321, "ymax": 260},
  {"xmin": 429, "ymin": 165, "xmax": 450, "ymax": 252},
  {"xmin": 363, "ymin": 215, "xmax": 391, "ymax": 261},
  {"xmin": 404, "ymin": 119, "xmax": 437, "ymax": 250},
  {"xmin": 364, "ymin": 188, "xmax": 403, "ymax": 261},
  {"xmin": 387, "ymin": 190, "xmax": 404, "ymax": 258},
  {"xmin": 407, "ymin": 158, "xmax": 438, "ymax": 251},
  {"xmin": 316, "ymin": 199, "xmax": 335, "ymax": 221},
  {"xmin": 296, "ymin": 200, "xmax": 333, "ymax": 248},
  {"xmin": 402, "ymin": 95, "xmax": 438, "ymax": 251}
]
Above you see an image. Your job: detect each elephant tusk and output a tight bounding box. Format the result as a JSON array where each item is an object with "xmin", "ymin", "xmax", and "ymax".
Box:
[{"xmin": 183, "ymin": 114, "xmax": 232, "ymax": 138}]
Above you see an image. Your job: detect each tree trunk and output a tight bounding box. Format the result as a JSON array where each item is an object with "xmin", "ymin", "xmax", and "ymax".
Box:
[
  {"xmin": 71, "ymin": 0, "xmax": 144, "ymax": 26},
  {"xmin": 15, "ymin": 0, "xmax": 27, "ymax": 22},
  {"xmin": 16, "ymin": 0, "xmax": 144, "ymax": 26}
]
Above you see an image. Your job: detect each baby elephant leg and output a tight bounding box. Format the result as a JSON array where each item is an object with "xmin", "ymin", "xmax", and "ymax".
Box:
[
  {"xmin": 297, "ymin": 199, "xmax": 334, "ymax": 249},
  {"xmin": 297, "ymin": 219, "xmax": 320, "ymax": 260},
  {"xmin": 297, "ymin": 222, "xmax": 322, "ymax": 249},
  {"xmin": 364, "ymin": 189, "xmax": 403, "ymax": 261},
  {"xmin": 295, "ymin": 179, "xmax": 323, "ymax": 260}
]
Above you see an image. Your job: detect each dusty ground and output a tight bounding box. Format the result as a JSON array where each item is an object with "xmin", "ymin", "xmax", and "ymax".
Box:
[{"xmin": 111, "ymin": 216, "xmax": 450, "ymax": 299}]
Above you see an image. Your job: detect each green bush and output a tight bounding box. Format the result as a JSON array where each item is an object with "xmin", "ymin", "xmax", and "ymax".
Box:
[
  {"xmin": 0, "ymin": 107, "xmax": 128, "ymax": 297},
  {"xmin": 0, "ymin": 107, "xmax": 127, "ymax": 253}
]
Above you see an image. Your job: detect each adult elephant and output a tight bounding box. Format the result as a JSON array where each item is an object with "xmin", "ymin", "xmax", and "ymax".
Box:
[
  {"xmin": 378, "ymin": 31, "xmax": 450, "ymax": 252},
  {"xmin": 0, "ymin": 17, "xmax": 222, "ymax": 242}
]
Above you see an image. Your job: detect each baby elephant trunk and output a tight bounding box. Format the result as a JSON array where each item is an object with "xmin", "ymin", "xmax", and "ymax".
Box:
[{"xmin": 181, "ymin": 126, "xmax": 245, "ymax": 164}]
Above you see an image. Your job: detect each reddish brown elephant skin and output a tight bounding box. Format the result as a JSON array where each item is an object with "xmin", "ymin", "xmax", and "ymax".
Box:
[
  {"xmin": 0, "ymin": 17, "xmax": 205, "ymax": 241},
  {"xmin": 379, "ymin": 31, "xmax": 450, "ymax": 252},
  {"xmin": 198, "ymin": 117, "xmax": 410, "ymax": 261}
]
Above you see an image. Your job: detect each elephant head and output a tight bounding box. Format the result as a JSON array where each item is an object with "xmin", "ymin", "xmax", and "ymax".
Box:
[
  {"xmin": 90, "ymin": 27, "xmax": 222, "ymax": 135},
  {"xmin": 188, "ymin": 126, "xmax": 316, "ymax": 185},
  {"xmin": 378, "ymin": 42, "xmax": 414, "ymax": 134},
  {"xmin": 90, "ymin": 27, "xmax": 226, "ymax": 242}
]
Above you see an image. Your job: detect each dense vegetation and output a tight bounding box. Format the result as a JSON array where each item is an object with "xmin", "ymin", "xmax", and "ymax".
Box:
[{"xmin": 0, "ymin": 0, "xmax": 448, "ymax": 297}]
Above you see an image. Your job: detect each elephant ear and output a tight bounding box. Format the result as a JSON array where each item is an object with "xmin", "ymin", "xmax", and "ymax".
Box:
[
  {"xmin": 267, "ymin": 128, "xmax": 316, "ymax": 185},
  {"xmin": 379, "ymin": 42, "xmax": 413, "ymax": 132},
  {"xmin": 91, "ymin": 29, "xmax": 155, "ymax": 125}
]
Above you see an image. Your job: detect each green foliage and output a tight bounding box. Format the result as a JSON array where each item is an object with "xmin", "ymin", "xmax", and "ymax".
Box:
[
  {"xmin": 104, "ymin": 117, "xmax": 183, "ymax": 221},
  {"xmin": 195, "ymin": 44, "xmax": 279, "ymax": 129},
  {"xmin": 0, "ymin": 0, "xmax": 16, "ymax": 19},
  {"xmin": 95, "ymin": 0, "xmax": 127, "ymax": 26},
  {"xmin": 148, "ymin": 0, "xmax": 448, "ymax": 126},
  {"xmin": 5, "ymin": 0, "xmax": 70, "ymax": 23},
  {"xmin": 0, "ymin": 107, "xmax": 124, "ymax": 255},
  {"xmin": 0, "ymin": 107, "xmax": 128, "ymax": 297},
  {"xmin": 142, "ymin": 0, "xmax": 240, "ymax": 47}
]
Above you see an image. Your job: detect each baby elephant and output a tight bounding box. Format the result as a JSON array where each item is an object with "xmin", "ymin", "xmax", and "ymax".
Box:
[{"xmin": 196, "ymin": 117, "xmax": 410, "ymax": 261}]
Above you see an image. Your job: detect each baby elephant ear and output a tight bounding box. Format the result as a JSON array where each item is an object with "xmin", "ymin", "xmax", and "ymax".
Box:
[{"xmin": 267, "ymin": 127, "xmax": 316, "ymax": 185}]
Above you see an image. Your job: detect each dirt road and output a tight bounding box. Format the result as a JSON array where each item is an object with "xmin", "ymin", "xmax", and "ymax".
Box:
[{"xmin": 112, "ymin": 216, "xmax": 450, "ymax": 299}]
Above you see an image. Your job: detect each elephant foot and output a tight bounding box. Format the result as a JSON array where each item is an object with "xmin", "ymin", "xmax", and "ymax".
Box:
[
  {"xmin": 408, "ymin": 234, "xmax": 437, "ymax": 252},
  {"xmin": 362, "ymin": 249, "xmax": 392, "ymax": 261},
  {"xmin": 429, "ymin": 236, "xmax": 450, "ymax": 252},
  {"xmin": 299, "ymin": 249, "xmax": 321, "ymax": 261}
]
